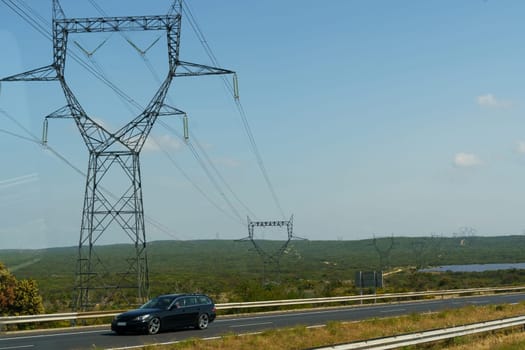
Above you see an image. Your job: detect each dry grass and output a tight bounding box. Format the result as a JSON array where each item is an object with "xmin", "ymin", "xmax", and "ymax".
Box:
[
  {"xmin": 419, "ymin": 331, "xmax": 525, "ymax": 350},
  {"xmin": 142, "ymin": 303, "xmax": 525, "ymax": 350}
]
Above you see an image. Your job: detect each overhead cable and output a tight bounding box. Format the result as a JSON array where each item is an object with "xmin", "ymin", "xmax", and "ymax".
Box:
[
  {"xmin": 86, "ymin": 0, "xmax": 255, "ymax": 224},
  {"xmin": 1, "ymin": 0, "xmax": 245, "ymax": 234},
  {"xmin": 0, "ymin": 105, "xmax": 182, "ymax": 241},
  {"xmin": 182, "ymin": 1, "xmax": 287, "ymax": 219}
]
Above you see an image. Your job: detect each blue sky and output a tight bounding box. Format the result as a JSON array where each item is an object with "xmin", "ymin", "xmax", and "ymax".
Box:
[{"xmin": 1, "ymin": 0, "xmax": 525, "ymax": 249}]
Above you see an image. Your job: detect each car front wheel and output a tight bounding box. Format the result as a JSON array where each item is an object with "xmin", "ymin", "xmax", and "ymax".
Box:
[
  {"xmin": 196, "ymin": 313, "xmax": 209, "ymax": 330},
  {"xmin": 147, "ymin": 317, "xmax": 161, "ymax": 335}
]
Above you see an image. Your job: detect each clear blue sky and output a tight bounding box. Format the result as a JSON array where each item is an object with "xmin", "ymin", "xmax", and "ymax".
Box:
[{"xmin": 1, "ymin": 0, "xmax": 525, "ymax": 249}]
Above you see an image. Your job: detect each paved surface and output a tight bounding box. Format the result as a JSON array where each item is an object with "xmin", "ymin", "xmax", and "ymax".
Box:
[{"xmin": 1, "ymin": 293, "xmax": 525, "ymax": 350}]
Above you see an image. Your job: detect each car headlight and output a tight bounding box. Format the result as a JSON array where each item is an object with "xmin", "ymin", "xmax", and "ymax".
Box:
[{"xmin": 133, "ymin": 314, "xmax": 151, "ymax": 321}]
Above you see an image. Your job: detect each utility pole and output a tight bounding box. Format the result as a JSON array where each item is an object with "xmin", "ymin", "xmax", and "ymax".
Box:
[{"xmin": 1, "ymin": 0, "xmax": 235, "ymax": 310}]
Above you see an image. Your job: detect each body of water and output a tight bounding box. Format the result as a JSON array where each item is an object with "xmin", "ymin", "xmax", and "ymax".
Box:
[{"xmin": 420, "ymin": 263, "xmax": 525, "ymax": 273}]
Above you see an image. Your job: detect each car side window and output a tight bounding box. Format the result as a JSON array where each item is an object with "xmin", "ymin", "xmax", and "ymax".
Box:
[
  {"xmin": 173, "ymin": 298, "xmax": 184, "ymax": 308},
  {"xmin": 184, "ymin": 296, "xmax": 197, "ymax": 306},
  {"xmin": 197, "ymin": 296, "xmax": 210, "ymax": 305},
  {"xmin": 159, "ymin": 297, "xmax": 171, "ymax": 309}
]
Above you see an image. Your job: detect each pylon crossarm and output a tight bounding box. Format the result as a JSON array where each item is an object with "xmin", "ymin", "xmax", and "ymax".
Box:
[
  {"xmin": 46, "ymin": 106, "xmax": 74, "ymax": 119},
  {"xmin": 158, "ymin": 104, "xmax": 185, "ymax": 116},
  {"xmin": 42, "ymin": 106, "xmax": 75, "ymax": 144},
  {"xmin": 157, "ymin": 104, "xmax": 189, "ymax": 140},
  {"xmin": 175, "ymin": 61, "xmax": 235, "ymax": 77},
  {"xmin": 54, "ymin": 15, "xmax": 179, "ymax": 34},
  {"xmin": 1, "ymin": 65, "xmax": 58, "ymax": 82}
]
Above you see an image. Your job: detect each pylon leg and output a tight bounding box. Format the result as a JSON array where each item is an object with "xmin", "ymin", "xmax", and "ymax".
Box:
[{"xmin": 74, "ymin": 152, "xmax": 149, "ymax": 311}]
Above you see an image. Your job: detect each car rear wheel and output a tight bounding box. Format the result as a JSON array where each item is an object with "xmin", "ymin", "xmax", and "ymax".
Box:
[
  {"xmin": 196, "ymin": 313, "xmax": 209, "ymax": 330},
  {"xmin": 147, "ymin": 317, "xmax": 161, "ymax": 335}
]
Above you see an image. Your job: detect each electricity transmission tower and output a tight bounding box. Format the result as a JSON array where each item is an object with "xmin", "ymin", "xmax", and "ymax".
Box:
[
  {"xmin": 373, "ymin": 235, "xmax": 395, "ymax": 272},
  {"xmin": 1, "ymin": 0, "xmax": 235, "ymax": 310},
  {"xmin": 411, "ymin": 240, "xmax": 427, "ymax": 270},
  {"xmin": 239, "ymin": 216, "xmax": 305, "ymax": 283}
]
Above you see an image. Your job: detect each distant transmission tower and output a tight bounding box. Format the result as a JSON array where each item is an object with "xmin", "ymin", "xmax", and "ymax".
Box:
[
  {"xmin": 239, "ymin": 216, "xmax": 305, "ymax": 283},
  {"xmin": 429, "ymin": 233, "xmax": 444, "ymax": 265},
  {"xmin": 411, "ymin": 240, "xmax": 427, "ymax": 269},
  {"xmin": 373, "ymin": 235, "xmax": 395, "ymax": 272},
  {"xmin": 1, "ymin": 0, "xmax": 235, "ymax": 310}
]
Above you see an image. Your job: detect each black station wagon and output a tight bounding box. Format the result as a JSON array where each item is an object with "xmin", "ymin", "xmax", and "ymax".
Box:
[{"xmin": 111, "ymin": 293, "xmax": 216, "ymax": 335}]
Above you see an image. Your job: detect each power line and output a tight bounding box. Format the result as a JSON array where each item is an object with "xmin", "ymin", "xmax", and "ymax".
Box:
[
  {"xmin": 89, "ymin": 0, "xmax": 287, "ymax": 222},
  {"xmin": 189, "ymin": 130, "xmax": 259, "ymax": 219},
  {"xmin": 0, "ymin": 128, "xmax": 40, "ymax": 144},
  {"xmin": 158, "ymin": 120, "xmax": 247, "ymax": 225},
  {"xmin": 3, "ymin": 0, "xmax": 242, "ymax": 310},
  {"xmin": 84, "ymin": 0, "xmax": 256, "ymax": 224},
  {"xmin": 156, "ymin": 137, "xmax": 244, "ymax": 225},
  {"xmin": 0, "ymin": 108, "xmax": 183, "ymax": 241},
  {"xmin": 1, "ymin": 0, "xmax": 144, "ymax": 111},
  {"xmin": 70, "ymin": 46, "xmax": 246, "ymax": 227},
  {"xmin": 182, "ymin": 1, "xmax": 287, "ymax": 219},
  {"xmin": 2, "ymin": 0, "xmax": 51, "ymax": 40},
  {"xmin": 1, "ymin": 0, "xmax": 270, "ymax": 234},
  {"xmin": 1, "ymin": 0, "xmax": 250, "ymax": 237}
]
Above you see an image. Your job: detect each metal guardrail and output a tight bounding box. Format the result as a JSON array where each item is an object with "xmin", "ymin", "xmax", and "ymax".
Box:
[
  {"xmin": 0, "ymin": 310, "xmax": 120, "ymax": 326},
  {"xmin": 313, "ymin": 315, "xmax": 525, "ymax": 349},
  {"xmin": 218, "ymin": 285, "xmax": 525, "ymax": 309},
  {"xmin": 1, "ymin": 286, "xmax": 525, "ymax": 330}
]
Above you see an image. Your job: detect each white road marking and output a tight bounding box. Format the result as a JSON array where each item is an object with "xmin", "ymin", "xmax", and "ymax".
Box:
[
  {"xmin": 0, "ymin": 330, "xmax": 105, "ymax": 342},
  {"xmin": 229, "ymin": 322, "xmax": 273, "ymax": 328},
  {"xmin": 216, "ymin": 301, "xmax": 451, "ymax": 325},
  {"xmin": 0, "ymin": 346, "xmax": 34, "ymax": 349},
  {"xmin": 216, "ymin": 306, "xmax": 361, "ymax": 324},
  {"xmin": 201, "ymin": 336, "xmax": 222, "ymax": 341},
  {"xmin": 380, "ymin": 308, "xmax": 406, "ymax": 314}
]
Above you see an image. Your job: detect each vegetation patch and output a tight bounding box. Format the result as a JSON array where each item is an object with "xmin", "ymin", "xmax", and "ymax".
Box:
[{"xmin": 3, "ymin": 236, "xmax": 525, "ymax": 313}]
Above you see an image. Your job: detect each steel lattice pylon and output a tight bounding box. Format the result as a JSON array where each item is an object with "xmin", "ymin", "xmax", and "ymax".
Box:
[
  {"xmin": 238, "ymin": 216, "xmax": 305, "ymax": 283},
  {"xmin": 1, "ymin": 0, "xmax": 234, "ymax": 311}
]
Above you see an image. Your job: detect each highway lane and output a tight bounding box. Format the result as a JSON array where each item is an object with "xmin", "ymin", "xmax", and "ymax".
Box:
[{"xmin": 2, "ymin": 293, "xmax": 525, "ymax": 350}]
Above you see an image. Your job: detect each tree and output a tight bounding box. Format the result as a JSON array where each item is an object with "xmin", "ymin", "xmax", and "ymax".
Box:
[
  {"xmin": 0, "ymin": 262, "xmax": 17, "ymax": 314},
  {"xmin": 0, "ymin": 262, "xmax": 44, "ymax": 316}
]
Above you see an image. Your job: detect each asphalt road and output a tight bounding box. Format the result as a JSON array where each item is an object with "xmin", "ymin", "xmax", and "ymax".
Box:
[{"xmin": 2, "ymin": 293, "xmax": 525, "ymax": 350}]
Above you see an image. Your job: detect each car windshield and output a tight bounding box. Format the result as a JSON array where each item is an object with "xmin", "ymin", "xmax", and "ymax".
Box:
[{"xmin": 140, "ymin": 296, "xmax": 175, "ymax": 310}]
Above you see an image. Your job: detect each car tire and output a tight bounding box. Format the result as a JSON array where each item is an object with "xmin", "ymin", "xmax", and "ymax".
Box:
[
  {"xmin": 196, "ymin": 313, "xmax": 209, "ymax": 330},
  {"xmin": 147, "ymin": 317, "xmax": 161, "ymax": 335}
]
